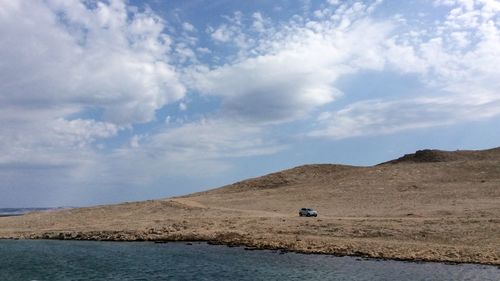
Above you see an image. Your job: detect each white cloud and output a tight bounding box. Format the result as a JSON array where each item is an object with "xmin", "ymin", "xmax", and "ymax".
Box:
[
  {"xmin": 51, "ymin": 119, "xmax": 120, "ymax": 147},
  {"xmin": 105, "ymin": 119, "xmax": 287, "ymax": 181},
  {"xmin": 196, "ymin": 47, "xmax": 211, "ymax": 54},
  {"xmin": 182, "ymin": 22, "xmax": 195, "ymax": 32},
  {"xmin": 0, "ymin": 0, "xmax": 186, "ymax": 196},
  {"xmin": 0, "ymin": 0, "xmax": 185, "ymax": 125},
  {"xmin": 194, "ymin": 3, "xmax": 393, "ymax": 124},
  {"xmin": 450, "ymin": 31, "xmax": 470, "ymax": 48},
  {"xmin": 0, "ymin": 117, "xmax": 117, "ymax": 174},
  {"xmin": 210, "ymin": 24, "xmax": 234, "ymax": 42},
  {"xmin": 327, "ymin": 0, "xmax": 341, "ymax": 5},
  {"xmin": 179, "ymin": 102, "xmax": 188, "ymax": 111},
  {"xmin": 309, "ymin": 0, "xmax": 500, "ymax": 139},
  {"xmin": 252, "ymin": 12, "xmax": 266, "ymax": 32},
  {"xmin": 147, "ymin": 119, "xmax": 284, "ymax": 159},
  {"xmin": 309, "ymin": 94, "xmax": 500, "ymax": 139},
  {"xmin": 174, "ymin": 42, "xmax": 198, "ymax": 63},
  {"xmin": 193, "ymin": 53, "xmax": 340, "ymax": 123}
]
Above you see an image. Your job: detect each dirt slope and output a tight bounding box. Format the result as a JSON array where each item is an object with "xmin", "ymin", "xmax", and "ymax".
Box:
[{"xmin": 1, "ymin": 147, "xmax": 499, "ymax": 265}]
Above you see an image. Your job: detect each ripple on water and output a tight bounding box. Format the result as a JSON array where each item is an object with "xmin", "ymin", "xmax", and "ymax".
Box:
[{"xmin": 0, "ymin": 240, "xmax": 498, "ymax": 281}]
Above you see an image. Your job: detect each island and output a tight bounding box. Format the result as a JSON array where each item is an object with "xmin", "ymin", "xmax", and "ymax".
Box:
[{"xmin": 1, "ymin": 148, "xmax": 499, "ymax": 265}]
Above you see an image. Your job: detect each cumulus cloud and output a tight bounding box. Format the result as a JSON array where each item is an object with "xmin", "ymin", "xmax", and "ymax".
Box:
[
  {"xmin": 0, "ymin": 118, "xmax": 118, "ymax": 169},
  {"xmin": 193, "ymin": 1, "xmax": 392, "ymax": 124},
  {"xmin": 0, "ymin": 0, "xmax": 185, "ymax": 125},
  {"xmin": 0, "ymin": 0, "xmax": 185, "ymax": 197},
  {"xmin": 51, "ymin": 119, "xmax": 120, "ymax": 147},
  {"xmin": 308, "ymin": 0, "xmax": 500, "ymax": 139}
]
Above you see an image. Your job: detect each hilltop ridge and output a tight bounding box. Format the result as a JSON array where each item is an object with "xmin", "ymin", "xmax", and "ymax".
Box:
[
  {"xmin": 382, "ymin": 147, "xmax": 500, "ymax": 164},
  {"xmin": 201, "ymin": 164, "xmax": 357, "ymax": 194}
]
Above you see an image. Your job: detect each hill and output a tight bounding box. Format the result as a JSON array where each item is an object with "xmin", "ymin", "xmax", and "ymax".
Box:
[{"xmin": 0, "ymin": 147, "xmax": 499, "ymax": 265}]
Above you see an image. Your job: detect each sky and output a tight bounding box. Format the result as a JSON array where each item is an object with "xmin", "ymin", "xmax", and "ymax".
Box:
[{"xmin": 1, "ymin": 0, "xmax": 499, "ymax": 207}]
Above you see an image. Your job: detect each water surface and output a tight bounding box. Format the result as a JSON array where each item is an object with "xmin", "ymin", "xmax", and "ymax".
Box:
[
  {"xmin": 0, "ymin": 208, "xmax": 68, "ymax": 217},
  {"xmin": 0, "ymin": 240, "xmax": 498, "ymax": 280}
]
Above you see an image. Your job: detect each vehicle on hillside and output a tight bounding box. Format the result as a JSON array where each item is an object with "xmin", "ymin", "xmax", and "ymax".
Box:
[{"xmin": 299, "ymin": 208, "xmax": 318, "ymax": 217}]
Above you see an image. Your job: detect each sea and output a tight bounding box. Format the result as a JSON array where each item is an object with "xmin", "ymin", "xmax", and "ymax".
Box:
[
  {"xmin": 0, "ymin": 208, "xmax": 66, "ymax": 217},
  {"xmin": 0, "ymin": 240, "xmax": 498, "ymax": 281}
]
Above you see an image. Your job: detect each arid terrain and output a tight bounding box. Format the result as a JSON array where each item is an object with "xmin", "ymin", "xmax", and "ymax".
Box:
[{"xmin": 1, "ymin": 148, "xmax": 499, "ymax": 265}]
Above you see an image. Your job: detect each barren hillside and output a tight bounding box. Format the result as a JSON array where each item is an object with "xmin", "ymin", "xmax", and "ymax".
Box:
[{"xmin": 1, "ymin": 147, "xmax": 499, "ymax": 265}]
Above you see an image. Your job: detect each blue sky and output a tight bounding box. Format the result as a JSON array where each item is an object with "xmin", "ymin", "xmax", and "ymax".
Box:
[{"xmin": 1, "ymin": 0, "xmax": 500, "ymax": 207}]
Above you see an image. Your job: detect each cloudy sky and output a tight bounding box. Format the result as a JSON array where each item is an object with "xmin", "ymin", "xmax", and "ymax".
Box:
[{"xmin": 1, "ymin": 0, "xmax": 499, "ymax": 207}]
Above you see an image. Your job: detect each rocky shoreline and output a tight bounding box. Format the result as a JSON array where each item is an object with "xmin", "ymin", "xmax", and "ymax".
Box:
[{"xmin": 3, "ymin": 228, "xmax": 499, "ymax": 266}]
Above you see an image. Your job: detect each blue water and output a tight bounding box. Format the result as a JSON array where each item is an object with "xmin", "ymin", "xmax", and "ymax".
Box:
[
  {"xmin": 0, "ymin": 240, "xmax": 498, "ymax": 281},
  {"xmin": 0, "ymin": 208, "xmax": 66, "ymax": 216}
]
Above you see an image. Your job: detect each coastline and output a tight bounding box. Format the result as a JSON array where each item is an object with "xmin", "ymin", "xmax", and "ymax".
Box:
[
  {"xmin": 2, "ymin": 219, "xmax": 498, "ymax": 266},
  {"xmin": 1, "ymin": 235, "xmax": 498, "ymax": 267},
  {"xmin": 1, "ymin": 149, "xmax": 499, "ymax": 267}
]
